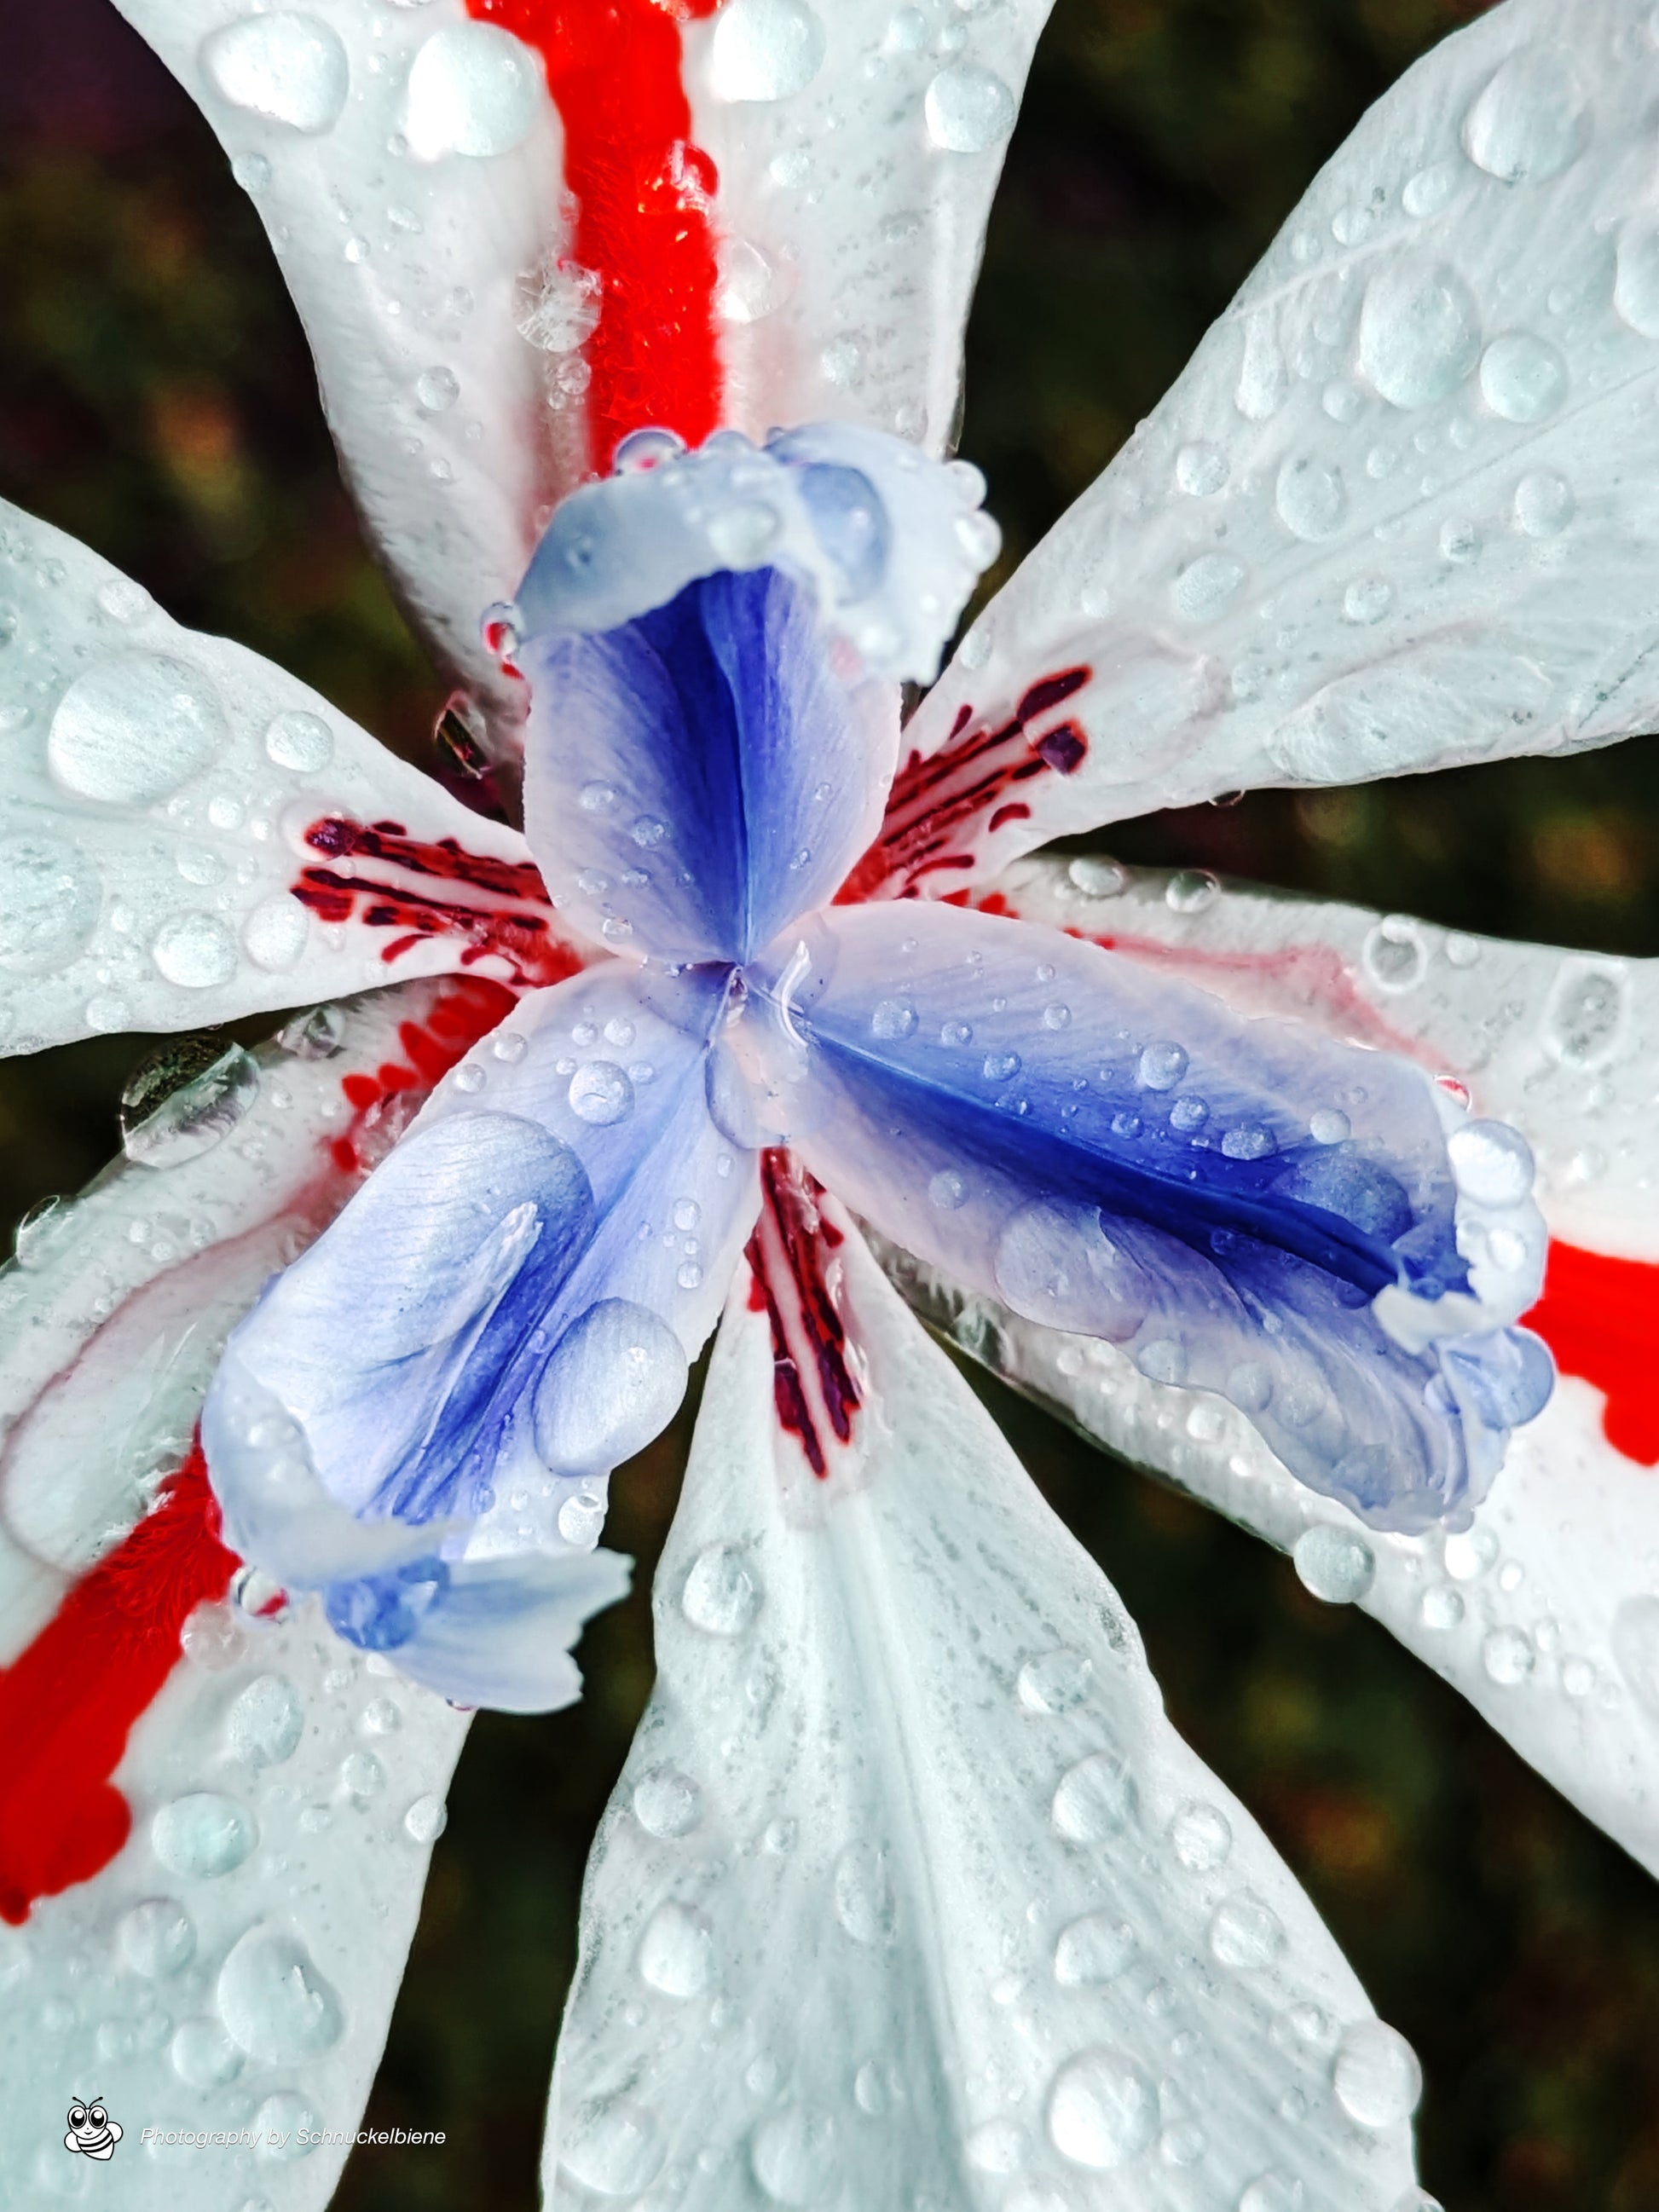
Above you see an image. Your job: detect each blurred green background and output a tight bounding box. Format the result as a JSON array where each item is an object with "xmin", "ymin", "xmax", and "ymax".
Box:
[{"xmin": 4, "ymin": 0, "xmax": 1659, "ymax": 2205}]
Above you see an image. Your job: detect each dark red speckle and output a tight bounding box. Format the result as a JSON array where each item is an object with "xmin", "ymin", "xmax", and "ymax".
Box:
[
  {"xmin": 746, "ymin": 1150, "xmax": 859, "ymax": 1478},
  {"xmin": 840, "ymin": 665, "xmax": 1093, "ymax": 903}
]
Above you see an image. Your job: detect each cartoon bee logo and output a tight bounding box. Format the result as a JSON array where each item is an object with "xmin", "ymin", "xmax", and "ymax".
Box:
[{"xmin": 64, "ymin": 2099, "xmax": 121, "ymax": 2160}]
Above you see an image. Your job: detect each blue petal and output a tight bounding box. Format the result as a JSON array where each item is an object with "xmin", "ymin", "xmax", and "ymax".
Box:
[
  {"xmin": 519, "ymin": 566, "xmax": 895, "ymax": 967},
  {"xmin": 743, "ymin": 904, "xmax": 1548, "ymax": 1530},
  {"xmin": 203, "ymin": 963, "xmax": 760, "ymax": 1707}
]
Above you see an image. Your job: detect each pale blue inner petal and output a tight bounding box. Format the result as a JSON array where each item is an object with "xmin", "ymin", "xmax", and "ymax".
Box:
[{"xmin": 745, "ymin": 903, "xmax": 1548, "ymax": 1529}]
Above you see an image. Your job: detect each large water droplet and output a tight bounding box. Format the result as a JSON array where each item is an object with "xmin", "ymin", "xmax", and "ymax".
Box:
[
  {"xmin": 750, "ymin": 2106, "xmax": 841, "ymax": 2205},
  {"xmin": 1051, "ymin": 1753, "xmax": 1136, "ymax": 1841},
  {"xmin": 1447, "ymin": 1118, "xmax": 1534, "ymax": 1206},
  {"xmin": 402, "ymin": 24, "xmax": 537, "ymax": 161},
  {"xmin": 1275, "ymin": 456, "xmax": 1348, "ymax": 540},
  {"xmin": 1171, "ymin": 552, "xmax": 1246, "ymax": 621},
  {"xmin": 118, "ymin": 1898, "xmax": 195, "ymax": 1978},
  {"xmin": 1332, "ymin": 2019, "xmax": 1423, "ymax": 2127},
  {"xmin": 870, "ymin": 997, "xmax": 917, "ymax": 1042},
  {"xmin": 1479, "ymin": 332, "xmax": 1567, "ymax": 422},
  {"xmin": 0, "ymin": 835, "xmax": 100, "ymax": 973},
  {"xmin": 217, "ymin": 1922, "xmax": 344, "ymax": 2062},
  {"xmin": 534, "ymin": 1298, "xmax": 686, "ymax": 1476},
  {"xmin": 1292, "ymin": 1525, "xmax": 1376, "ymax": 1604},
  {"xmin": 638, "ymin": 1902, "xmax": 714, "ymax": 1997},
  {"xmin": 924, "ymin": 64, "xmax": 1017, "ymax": 153},
  {"xmin": 226, "ymin": 1674, "xmax": 303, "ymax": 1765},
  {"xmin": 403, "ymin": 1795, "xmax": 448, "ymax": 1845},
  {"xmin": 1614, "ymin": 214, "xmax": 1659, "ymax": 338},
  {"xmin": 681, "ymin": 1543, "xmax": 761, "ymax": 1636},
  {"xmin": 1208, "ymin": 1891, "xmax": 1286, "ymax": 1969},
  {"xmin": 1053, "ymin": 1913, "xmax": 1136, "ymax": 1986},
  {"xmin": 201, "ymin": 13, "xmax": 349, "ymax": 135},
  {"xmin": 569, "ymin": 1060, "xmax": 633, "ymax": 1126},
  {"xmin": 153, "ymin": 912, "xmax": 238, "ymax": 989},
  {"xmin": 709, "ymin": 0, "xmax": 826, "ymax": 101},
  {"xmin": 633, "ymin": 1765, "xmax": 703, "ymax": 1838},
  {"xmin": 122, "ymin": 1039, "xmax": 259, "ymax": 1166},
  {"xmin": 560, "ymin": 2097, "xmax": 665, "ymax": 2197},
  {"xmin": 1356, "ymin": 262, "xmax": 1480, "ymax": 408},
  {"xmin": 151, "ymin": 1792, "xmax": 257, "ymax": 1879},
  {"xmin": 49, "ymin": 653, "xmax": 226, "ymax": 804},
  {"xmin": 1462, "ymin": 45, "xmax": 1587, "ymax": 183},
  {"xmin": 1046, "ymin": 2047, "xmax": 1159, "ymax": 2169},
  {"xmin": 1513, "ymin": 469, "xmax": 1575, "ymax": 540},
  {"xmin": 833, "ymin": 1842, "xmax": 895, "ymax": 1946},
  {"xmin": 1482, "ymin": 1624, "xmax": 1535, "ymax": 1685}
]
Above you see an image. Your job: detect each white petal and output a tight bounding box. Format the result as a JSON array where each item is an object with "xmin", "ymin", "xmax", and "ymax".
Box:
[
  {"xmin": 546, "ymin": 1220, "xmax": 1421, "ymax": 2208},
  {"xmin": 0, "ymin": 498, "xmax": 564, "ymax": 1050},
  {"xmin": 0, "ymin": 979, "xmax": 495, "ymax": 2202},
  {"xmin": 685, "ymin": 0, "xmax": 1054, "ymax": 453},
  {"xmin": 884, "ymin": 853, "xmax": 1659, "ymax": 1876},
  {"xmin": 900, "ymin": 0, "xmax": 1659, "ymax": 884},
  {"xmin": 110, "ymin": 0, "xmax": 570, "ymax": 727}
]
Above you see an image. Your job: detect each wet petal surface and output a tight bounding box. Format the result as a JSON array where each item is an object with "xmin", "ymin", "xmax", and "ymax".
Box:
[{"xmin": 748, "ymin": 902, "xmax": 1545, "ymax": 1528}]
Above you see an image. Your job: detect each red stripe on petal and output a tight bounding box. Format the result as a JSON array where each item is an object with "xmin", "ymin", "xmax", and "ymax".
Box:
[
  {"xmin": 467, "ymin": 0, "xmax": 725, "ymax": 471},
  {"xmin": 746, "ymin": 1150, "xmax": 860, "ymax": 1478},
  {"xmin": 0, "ymin": 1446, "xmax": 237, "ymax": 1925},
  {"xmin": 1526, "ymin": 1240, "xmax": 1659, "ymax": 1467}
]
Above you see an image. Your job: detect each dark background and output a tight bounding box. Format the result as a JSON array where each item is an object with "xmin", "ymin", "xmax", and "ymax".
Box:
[{"xmin": 5, "ymin": 1, "xmax": 1659, "ymax": 2204}]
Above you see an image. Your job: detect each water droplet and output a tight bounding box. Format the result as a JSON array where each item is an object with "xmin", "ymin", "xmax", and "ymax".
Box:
[
  {"xmin": 928, "ymin": 1168, "xmax": 968, "ymax": 1210},
  {"xmin": 1052, "ymin": 1753, "xmax": 1136, "ymax": 1841},
  {"xmin": 242, "ymin": 893, "xmax": 309, "ymax": 973},
  {"xmin": 152, "ymin": 1792, "xmax": 257, "ymax": 1879},
  {"xmin": 924, "ymin": 63, "xmax": 1016, "ymax": 152},
  {"xmin": 636, "ymin": 1901, "xmax": 714, "ymax": 1998},
  {"xmin": 1443, "ymin": 1525, "xmax": 1498, "ymax": 1581},
  {"xmin": 1171, "ymin": 552, "xmax": 1246, "ymax": 621},
  {"xmin": 569, "ymin": 1060, "xmax": 633, "ymax": 1125},
  {"xmin": 402, "ymin": 23, "xmax": 537, "ymax": 160},
  {"xmin": 1482, "ymin": 1625, "xmax": 1535, "ymax": 1685},
  {"xmin": 1357, "ymin": 263, "xmax": 1481, "ymax": 408},
  {"xmin": 0, "ymin": 834, "xmax": 101, "ymax": 973},
  {"xmin": 853, "ymin": 2062, "xmax": 887, "ymax": 2117},
  {"xmin": 339, "ymin": 1749, "xmax": 385, "ymax": 1805},
  {"xmin": 710, "ymin": 0, "xmax": 825, "ymax": 101},
  {"xmin": 1165, "ymin": 869, "xmax": 1218, "ymax": 915},
  {"xmin": 633, "ymin": 1765, "xmax": 702, "ymax": 1838},
  {"xmin": 1361, "ymin": 915, "xmax": 1427, "ymax": 993},
  {"xmin": 1513, "ymin": 468, "xmax": 1575, "ymax": 538},
  {"xmin": 682, "ymin": 1543, "xmax": 760, "ymax": 1636},
  {"xmin": 708, "ymin": 500, "xmax": 783, "ymax": 565},
  {"xmin": 118, "ymin": 1898, "xmax": 195, "ymax": 1978},
  {"xmin": 122, "ymin": 1039, "xmax": 259, "ymax": 1166},
  {"xmin": 1447, "ymin": 1118, "xmax": 1533, "ymax": 1206},
  {"xmin": 96, "ymin": 574, "xmax": 153, "ymax": 624},
  {"xmin": 1136, "ymin": 1041, "xmax": 1188, "ymax": 1092},
  {"xmin": 535, "ymin": 1298, "xmax": 686, "ymax": 1476},
  {"xmin": 1613, "ymin": 213, "xmax": 1659, "ymax": 338},
  {"xmin": 1402, "ymin": 160, "xmax": 1460, "ymax": 217},
  {"xmin": 171, "ymin": 2016, "xmax": 244, "ymax": 2088},
  {"xmin": 1169, "ymin": 1800, "xmax": 1233, "ymax": 1871},
  {"xmin": 1479, "ymin": 331, "xmax": 1567, "ymax": 422},
  {"xmin": 560, "ymin": 2095, "xmax": 666, "ymax": 2197},
  {"xmin": 557, "ymin": 1491, "xmax": 605, "ymax": 1545},
  {"xmin": 1239, "ymin": 2174, "xmax": 1304, "ymax": 2212},
  {"xmin": 1067, "ymin": 855, "xmax": 1125, "ymax": 898},
  {"xmin": 1463, "ymin": 45, "xmax": 1587, "ymax": 183},
  {"xmin": 153, "ymin": 912, "xmax": 238, "ymax": 989},
  {"xmin": 1275, "ymin": 456, "xmax": 1348, "ymax": 540},
  {"xmin": 1292, "ymin": 1526, "xmax": 1376, "ymax": 1604},
  {"xmin": 1419, "ymin": 1583, "xmax": 1465, "ymax": 1631},
  {"xmin": 1175, "ymin": 442, "xmax": 1228, "ymax": 496},
  {"xmin": 750, "ymin": 2105, "xmax": 841, "ymax": 2204},
  {"xmin": 1332, "ymin": 2019, "xmax": 1423, "ymax": 2126},
  {"xmin": 1018, "ymin": 1648, "xmax": 1092, "ymax": 1714},
  {"xmin": 226, "ymin": 1674, "xmax": 303, "ymax": 1765},
  {"xmin": 833, "ymin": 1842, "xmax": 895, "ymax": 1946},
  {"xmin": 1047, "ymin": 2047, "xmax": 1159, "ymax": 2169},
  {"xmin": 49, "ymin": 653, "xmax": 226, "ymax": 803},
  {"xmin": 263, "ymin": 709, "xmax": 333, "ymax": 772},
  {"xmin": 201, "ymin": 13, "xmax": 349, "ymax": 135},
  {"xmin": 217, "ymin": 1922, "xmax": 344, "ymax": 2061},
  {"xmin": 1208, "ymin": 1891, "xmax": 1286, "ymax": 1970},
  {"xmin": 870, "ymin": 997, "xmax": 917, "ymax": 1042},
  {"xmin": 1344, "ymin": 575, "xmax": 1394, "ymax": 624},
  {"xmin": 1053, "ymin": 1913, "xmax": 1137, "ymax": 1985}
]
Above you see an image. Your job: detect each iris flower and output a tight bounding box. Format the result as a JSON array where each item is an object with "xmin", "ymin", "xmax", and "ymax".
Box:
[{"xmin": 2, "ymin": 0, "xmax": 1657, "ymax": 2205}]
